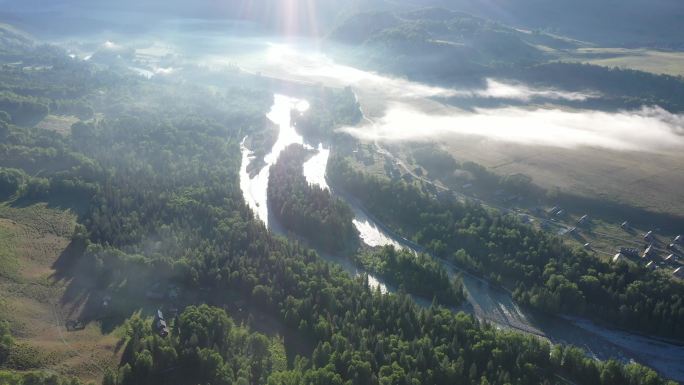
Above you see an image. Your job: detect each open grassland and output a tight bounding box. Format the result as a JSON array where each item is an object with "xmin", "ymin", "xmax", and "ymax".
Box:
[
  {"xmin": 438, "ymin": 135, "xmax": 684, "ymax": 219},
  {"xmin": 564, "ymin": 48, "xmax": 684, "ymax": 77},
  {"xmin": 0, "ymin": 203, "xmax": 121, "ymax": 383}
]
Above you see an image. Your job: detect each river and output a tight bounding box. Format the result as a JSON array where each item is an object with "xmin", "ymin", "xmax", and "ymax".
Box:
[
  {"xmin": 239, "ymin": 93, "xmax": 394, "ymax": 294},
  {"xmin": 239, "ymin": 91, "xmax": 684, "ymax": 382}
]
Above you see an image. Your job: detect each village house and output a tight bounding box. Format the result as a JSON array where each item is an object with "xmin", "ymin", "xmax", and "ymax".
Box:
[
  {"xmin": 673, "ymin": 267, "xmax": 684, "ymax": 279},
  {"xmin": 577, "ymin": 215, "xmax": 589, "ymax": 225},
  {"xmin": 154, "ymin": 309, "xmax": 170, "ymax": 337},
  {"xmin": 613, "ymin": 253, "xmax": 627, "ymax": 264}
]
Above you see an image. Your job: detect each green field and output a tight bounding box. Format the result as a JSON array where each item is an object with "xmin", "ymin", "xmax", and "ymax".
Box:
[
  {"xmin": 437, "ymin": 135, "xmax": 684, "ymax": 219},
  {"xmin": 0, "ymin": 203, "xmax": 121, "ymax": 383}
]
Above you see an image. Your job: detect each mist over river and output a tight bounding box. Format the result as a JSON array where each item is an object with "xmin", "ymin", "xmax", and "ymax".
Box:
[{"xmin": 48, "ymin": 22, "xmax": 684, "ymax": 154}]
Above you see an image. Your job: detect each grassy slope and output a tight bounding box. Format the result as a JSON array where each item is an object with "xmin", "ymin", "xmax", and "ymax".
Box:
[{"xmin": 0, "ymin": 202, "xmax": 121, "ymax": 383}]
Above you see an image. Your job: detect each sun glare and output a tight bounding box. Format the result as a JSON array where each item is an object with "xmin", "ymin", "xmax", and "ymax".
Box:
[{"xmin": 233, "ymin": 0, "xmax": 320, "ymax": 36}]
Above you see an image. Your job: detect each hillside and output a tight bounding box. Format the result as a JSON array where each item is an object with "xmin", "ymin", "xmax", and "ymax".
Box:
[
  {"xmin": 327, "ymin": 8, "xmax": 684, "ymax": 112},
  {"xmin": 437, "ymin": 0, "xmax": 684, "ymax": 48},
  {"xmin": 328, "ymin": 8, "xmax": 569, "ymax": 84}
]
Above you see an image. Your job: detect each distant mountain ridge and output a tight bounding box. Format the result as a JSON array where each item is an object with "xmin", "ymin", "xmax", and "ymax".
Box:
[
  {"xmin": 327, "ymin": 7, "xmax": 576, "ymax": 84},
  {"xmin": 0, "ymin": 23, "xmax": 33, "ymax": 53},
  {"xmin": 436, "ymin": 0, "xmax": 684, "ymax": 48},
  {"xmin": 1, "ymin": 0, "xmax": 681, "ymax": 47},
  {"xmin": 330, "ymin": 7, "xmax": 578, "ymax": 52}
]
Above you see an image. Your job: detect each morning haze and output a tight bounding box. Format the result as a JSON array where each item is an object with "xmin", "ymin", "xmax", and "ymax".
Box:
[{"xmin": 0, "ymin": 1, "xmax": 683, "ymax": 384}]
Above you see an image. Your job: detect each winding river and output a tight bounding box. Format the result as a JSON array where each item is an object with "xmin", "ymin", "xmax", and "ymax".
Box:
[
  {"xmin": 239, "ymin": 94, "xmax": 393, "ymax": 293},
  {"xmin": 239, "ymin": 92, "xmax": 684, "ymax": 382}
]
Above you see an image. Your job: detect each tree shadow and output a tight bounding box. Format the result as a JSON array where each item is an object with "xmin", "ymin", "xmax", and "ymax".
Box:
[
  {"xmin": 114, "ymin": 335, "xmax": 127, "ymax": 354},
  {"xmin": 222, "ymin": 293, "xmax": 315, "ymax": 367},
  {"xmin": 49, "ymin": 237, "xmax": 162, "ymax": 335},
  {"xmin": 51, "ymin": 238, "xmax": 87, "ymax": 281},
  {"xmin": 49, "ymin": 238, "xmax": 109, "ymax": 332}
]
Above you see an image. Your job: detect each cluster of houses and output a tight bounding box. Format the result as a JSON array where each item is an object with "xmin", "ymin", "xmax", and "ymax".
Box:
[
  {"xmin": 613, "ymin": 231, "xmax": 684, "ymax": 279},
  {"xmin": 540, "ymin": 207, "xmax": 683, "ymax": 280},
  {"xmin": 527, "ymin": 206, "xmax": 684, "ymax": 280}
]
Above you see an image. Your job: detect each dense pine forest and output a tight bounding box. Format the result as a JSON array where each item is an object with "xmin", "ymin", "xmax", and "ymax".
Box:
[
  {"xmin": 291, "ymin": 87, "xmax": 362, "ymax": 143},
  {"xmin": 353, "ymin": 246, "xmax": 465, "ymax": 307},
  {"xmin": 268, "ymin": 144, "xmax": 358, "ymax": 253},
  {"xmin": 327, "ymin": 155, "xmax": 684, "ymax": 340}
]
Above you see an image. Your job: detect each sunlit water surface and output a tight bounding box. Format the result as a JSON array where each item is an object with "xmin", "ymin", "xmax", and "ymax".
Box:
[{"xmin": 239, "ymin": 94, "xmax": 390, "ymax": 293}]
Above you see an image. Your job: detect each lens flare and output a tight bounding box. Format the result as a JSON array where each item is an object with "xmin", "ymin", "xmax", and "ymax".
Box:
[{"xmin": 232, "ymin": 0, "xmax": 320, "ymax": 37}]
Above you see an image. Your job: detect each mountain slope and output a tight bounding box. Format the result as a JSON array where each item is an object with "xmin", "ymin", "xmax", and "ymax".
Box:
[{"xmin": 328, "ymin": 8, "xmax": 573, "ymax": 84}]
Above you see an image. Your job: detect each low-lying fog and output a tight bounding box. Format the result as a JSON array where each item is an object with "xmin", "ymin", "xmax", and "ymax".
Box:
[
  {"xmin": 232, "ymin": 44, "xmax": 595, "ymax": 101},
  {"xmin": 70, "ymin": 32, "xmax": 684, "ymax": 155},
  {"xmin": 231, "ymin": 44, "xmax": 684, "ymax": 154},
  {"xmin": 341, "ymin": 104, "xmax": 684, "ymax": 153}
]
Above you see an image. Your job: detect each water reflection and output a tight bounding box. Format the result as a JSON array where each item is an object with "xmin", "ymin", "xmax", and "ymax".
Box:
[
  {"xmin": 239, "ymin": 93, "xmax": 391, "ymax": 294},
  {"xmin": 302, "ymin": 143, "xmax": 329, "ymax": 189},
  {"xmin": 240, "ymin": 94, "xmax": 307, "ymax": 225}
]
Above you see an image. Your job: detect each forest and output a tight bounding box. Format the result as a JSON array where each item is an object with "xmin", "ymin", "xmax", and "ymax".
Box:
[
  {"xmin": 106, "ymin": 305, "xmax": 286, "ymax": 385},
  {"xmin": 0, "ymin": 26, "xmax": 678, "ymax": 385},
  {"xmin": 501, "ymin": 62, "xmax": 684, "ymax": 112},
  {"xmin": 327, "ymin": 155, "xmax": 684, "ymax": 340},
  {"xmin": 243, "ymin": 118, "xmax": 278, "ymax": 177},
  {"xmin": 329, "ymin": 9, "xmax": 684, "ymax": 112},
  {"xmin": 353, "ymin": 246, "xmax": 465, "ymax": 307},
  {"xmin": 268, "ymin": 144, "xmax": 358, "ymax": 253},
  {"xmin": 291, "ymin": 87, "xmax": 361, "ymax": 143}
]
